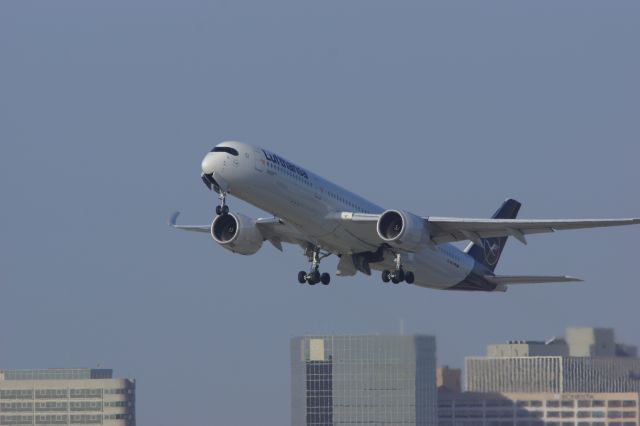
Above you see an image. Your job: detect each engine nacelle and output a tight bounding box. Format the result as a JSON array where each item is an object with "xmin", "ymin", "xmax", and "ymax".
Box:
[
  {"xmin": 376, "ymin": 209, "xmax": 429, "ymax": 252},
  {"xmin": 211, "ymin": 212, "xmax": 263, "ymax": 255}
]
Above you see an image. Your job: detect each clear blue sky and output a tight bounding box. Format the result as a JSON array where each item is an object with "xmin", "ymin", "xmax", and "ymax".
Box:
[{"xmin": 1, "ymin": 1, "xmax": 639, "ymax": 424}]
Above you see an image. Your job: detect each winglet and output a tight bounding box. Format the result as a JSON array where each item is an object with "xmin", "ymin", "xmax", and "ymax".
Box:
[{"xmin": 168, "ymin": 211, "xmax": 181, "ymax": 227}]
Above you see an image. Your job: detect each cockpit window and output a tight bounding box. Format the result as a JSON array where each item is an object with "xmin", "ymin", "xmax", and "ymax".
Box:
[{"xmin": 211, "ymin": 146, "xmax": 239, "ymax": 156}]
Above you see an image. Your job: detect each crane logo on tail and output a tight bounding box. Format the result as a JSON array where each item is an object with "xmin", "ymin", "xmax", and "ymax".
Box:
[{"xmin": 483, "ymin": 239, "xmax": 501, "ymax": 266}]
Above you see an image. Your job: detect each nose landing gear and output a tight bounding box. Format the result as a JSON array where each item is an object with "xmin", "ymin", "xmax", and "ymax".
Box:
[
  {"xmin": 215, "ymin": 192, "xmax": 229, "ymax": 216},
  {"xmin": 298, "ymin": 247, "xmax": 331, "ymax": 285},
  {"xmin": 382, "ymin": 253, "xmax": 415, "ymax": 284}
]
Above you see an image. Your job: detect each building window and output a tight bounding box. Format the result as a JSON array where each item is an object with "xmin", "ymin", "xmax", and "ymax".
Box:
[
  {"xmin": 35, "ymin": 390, "xmax": 68, "ymax": 399},
  {"xmin": 305, "ymin": 360, "xmax": 332, "ymax": 426},
  {"xmin": 69, "ymin": 389, "xmax": 102, "ymax": 399}
]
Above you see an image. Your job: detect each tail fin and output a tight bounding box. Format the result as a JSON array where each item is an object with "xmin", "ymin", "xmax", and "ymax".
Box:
[{"xmin": 464, "ymin": 198, "xmax": 521, "ymax": 272}]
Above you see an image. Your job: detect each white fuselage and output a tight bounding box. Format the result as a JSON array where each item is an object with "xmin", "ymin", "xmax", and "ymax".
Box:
[{"xmin": 202, "ymin": 141, "xmax": 476, "ymax": 290}]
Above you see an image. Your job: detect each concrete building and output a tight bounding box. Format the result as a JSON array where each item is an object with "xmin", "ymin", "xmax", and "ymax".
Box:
[
  {"xmin": 465, "ymin": 327, "xmax": 640, "ymax": 394},
  {"xmin": 0, "ymin": 368, "xmax": 135, "ymax": 426},
  {"xmin": 465, "ymin": 356, "xmax": 640, "ymax": 394},
  {"xmin": 438, "ymin": 390, "xmax": 639, "ymax": 425},
  {"xmin": 486, "ymin": 338, "xmax": 569, "ymax": 358},
  {"xmin": 291, "ymin": 335, "xmax": 437, "ymax": 426},
  {"xmin": 438, "ymin": 327, "xmax": 640, "ymax": 425},
  {"xmin": 567, "ymin": 328, "xmax": 617, "ymax": 357},
  {"xmin": 437, "ymin": 367, "xmax": 462, "ymax": 394}
]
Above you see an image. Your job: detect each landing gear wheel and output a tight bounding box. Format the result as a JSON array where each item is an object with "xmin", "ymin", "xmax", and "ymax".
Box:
[
  {"xmin": 396, "ymin": 269, "xmax": 405, "ymax": 282},
  {"xmin": 298, "ymin": 271, "xmax": 307, "ymax": 284},
  {"xmin": 307, "ymin": 270, "xmax": 321, "ymax": 285},
  {"xmin": 405, "ymin": 271, "xmax": 415, "ymax": 284},
  {"xmin": 382, "ymin": 270, "xmax": 391, "ymax": 283},
  {"xmin": 222, "ymin": 205, "xmax": 229, "ymax": 215},
  {"xmin": 391, "ymin": 275, "xmax": 401, "ymax": 284},
  {"xmin": 321, "ymin": 273, "xmax": 331, "ymax": 285},
  {"xmin": 215, "ymin": 205, "xmax": 222, "ymax": 215}
]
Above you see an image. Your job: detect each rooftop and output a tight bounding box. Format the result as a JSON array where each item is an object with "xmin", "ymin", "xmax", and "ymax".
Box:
[{"xmin": 0, "ymin": 368, "xmax": 113, "ymax": 381}]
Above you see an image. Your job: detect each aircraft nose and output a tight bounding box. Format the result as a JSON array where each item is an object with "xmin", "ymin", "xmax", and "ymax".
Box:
[{"xmin": 201, "ymin": 152, "xmax": 218, "ymax": 175}]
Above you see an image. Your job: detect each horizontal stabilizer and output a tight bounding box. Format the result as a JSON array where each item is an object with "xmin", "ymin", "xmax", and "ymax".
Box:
[{"xmin": 484, "ymin": 275, "xmax": 583, "ymax": 285}]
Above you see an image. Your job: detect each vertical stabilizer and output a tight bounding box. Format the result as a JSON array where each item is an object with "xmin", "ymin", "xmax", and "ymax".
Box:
[{"xmin": 464, "ymin": 199, "xmax": 521, "ymax": 272}]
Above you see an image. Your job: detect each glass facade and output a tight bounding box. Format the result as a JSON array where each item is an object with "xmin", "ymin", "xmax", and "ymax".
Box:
[
  {"xmin": 305, "ymin": 360, "xmax": 333, "ymax": 425},
  {"xmin": 291, "ymin": 335, "xmax": 437, "ymax": 426}
]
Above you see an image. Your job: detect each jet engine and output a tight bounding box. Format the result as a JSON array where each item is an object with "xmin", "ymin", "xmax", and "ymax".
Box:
[
  {"xmin": 376, "ymin": 209, "xmax": 429, "ymax": 252},
  {"xmin": 211, "ymin": 212, "xmax": 263, "ymax": 255}
]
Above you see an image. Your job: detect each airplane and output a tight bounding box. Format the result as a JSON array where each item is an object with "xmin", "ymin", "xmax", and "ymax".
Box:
[{"xmin": 170, "ymin": 141, "xmax": 640, "ymax": 292}]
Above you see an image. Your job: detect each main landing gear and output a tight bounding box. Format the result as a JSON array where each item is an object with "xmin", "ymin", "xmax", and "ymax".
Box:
[
  {"xmin": 381, "ymin": 253, "xmax": 415, "ymax": 284},
  {"xmin": 298, "ymin": 247, "xmax": 331, "ymax": 285},
  {"xmin": 215, "ymin": 192, "xmax": 229, "ymax": 216}
]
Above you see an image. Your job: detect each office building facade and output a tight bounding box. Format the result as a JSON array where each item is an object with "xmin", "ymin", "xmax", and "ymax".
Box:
[
  {"xmin": 438, "ymin": 390, "xmax": 639, "ymax": 425},
  {"xmin": 466, "ymin": 356, "xmax": 640, "ymax": 394},
  {"xmin": 291, "ymin": 335, "xmax": 437, "ymax": 426},
  {"xmin": 0, "ymin": 368, "xmax": 135, "ymax": 426},
  {"xmin": 466, "ymin": 327, "xmax": 640, "ymax": 394}
]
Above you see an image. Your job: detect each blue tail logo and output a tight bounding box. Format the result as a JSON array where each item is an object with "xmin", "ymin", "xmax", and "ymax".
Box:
[
  {"xmin": 466, "ymin": 198, "xmax": 521, "ymax": 272},
  {"xmin": 483, "ymin": 239, "xmax": 501, "ymax": 266}
]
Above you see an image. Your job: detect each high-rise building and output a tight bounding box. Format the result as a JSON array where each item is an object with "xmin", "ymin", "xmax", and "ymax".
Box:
[
  {"xmin": 0, "ymin": 368, "xmax": 135, "ymax": 426},
  {"xmin": 291, "ymin": 335, "xmax": 437, "ymax": 426}
]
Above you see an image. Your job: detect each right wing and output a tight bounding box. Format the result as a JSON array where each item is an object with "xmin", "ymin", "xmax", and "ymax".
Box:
[{"xmin": 168, "ymin": 212, "xmax": 209, "ymax": 233}]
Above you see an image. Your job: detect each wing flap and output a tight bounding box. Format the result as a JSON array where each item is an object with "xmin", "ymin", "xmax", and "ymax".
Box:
[
  {"xmin": 255, "ymin": 217, "xmax": 308, "ymax": 247},
  {"xmin": 485, "ymin": 275, "xmax": 583, "ymax": 285}
]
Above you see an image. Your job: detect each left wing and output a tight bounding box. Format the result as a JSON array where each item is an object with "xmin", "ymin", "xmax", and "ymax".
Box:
[
  {"xmin": 426, "ymin": 216, "xmax": 640, "ymax": 245},
  {"xmin": 335, "ymin": 212, "xmax": 640, "ymax": 246}
]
